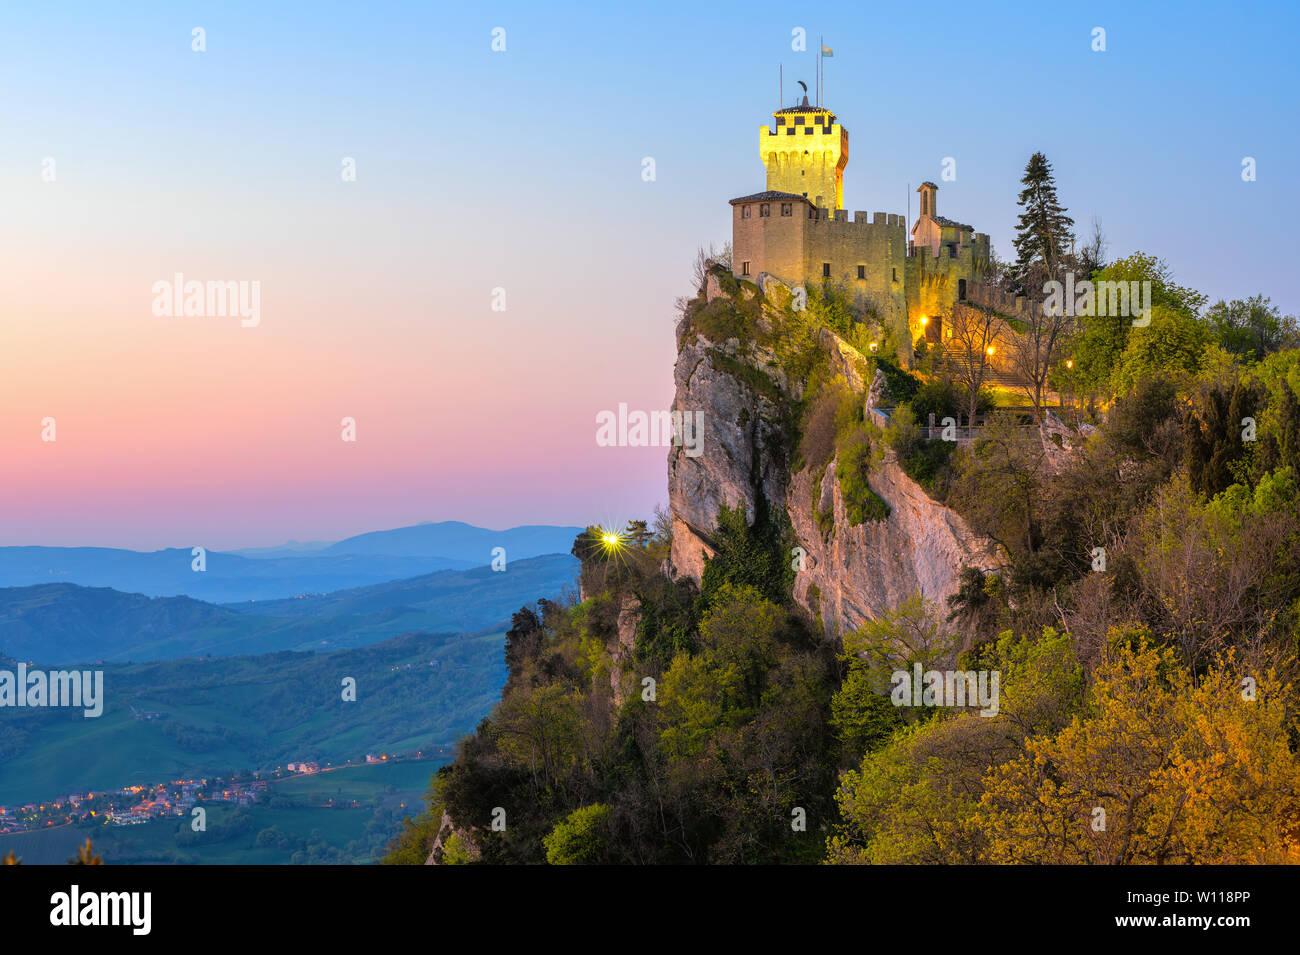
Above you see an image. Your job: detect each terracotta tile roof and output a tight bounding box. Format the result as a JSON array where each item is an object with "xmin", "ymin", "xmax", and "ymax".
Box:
[{"xmin": 728, "ymin": 191, "xmax": 812, "ymax": 205}]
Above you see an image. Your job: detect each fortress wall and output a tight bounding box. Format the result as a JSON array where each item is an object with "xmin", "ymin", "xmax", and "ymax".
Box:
[
  {"xmin": 801, "ymin": 209, "xmax": 907, "ymax": 328},
  {"xmin": 963, "ymin": 281, "xmax": 1040, "ymax": 322},
  {"xmin": 904, "ymin": 241, "xmax": 992, "ymax": 342},
  {"xmin": 731, "ymin": 202, "xmax": 808, "ymax": 285}
]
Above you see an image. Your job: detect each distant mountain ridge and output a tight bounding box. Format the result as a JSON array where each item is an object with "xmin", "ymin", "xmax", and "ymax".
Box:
[
  {"xmin": 321, "ymin": 521, "xmax": 583, "ymax": 559},
  {"xmin": 0, "ymin": 554, "xmax": 579, "ymax": 664},
  {"xmin": 0, "ymin": 521, "xmax": 583, "ymax": 603}
]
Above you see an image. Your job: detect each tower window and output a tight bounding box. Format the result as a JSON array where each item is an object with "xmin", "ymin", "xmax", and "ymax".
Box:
[
  {"xmin": 759, "ymin": 203, "xmax": 770, "ymax": 217},
  {"xmin": 741, "ymin": 261, "xmax": 751, "ymax": 276},
  {"xmin": 822, "ymin": 262, "xmax": 831, "ymax": 278},
  {"xmin": 804, "ymin": 127, "xmax": 813, "ymax": 134},
  {"xmin": 892, "ymin": 267, "xmax": 898, "ymax": 282},
  {"xmin": 741, "ymin": 205, "xmax": 751, "ymax": 219},
  {"xmin": 781, "ymin": 203, "xmax": 792, "ymax": 216},
  {"xmin": 857, "ymin": 265, "xmax": 866, "ymax": 280}
]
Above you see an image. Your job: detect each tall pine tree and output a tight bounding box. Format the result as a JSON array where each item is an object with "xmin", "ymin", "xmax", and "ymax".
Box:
[{"xmin": 1012, "ymin": 152, "xmax": 1074, "ymax": 283}]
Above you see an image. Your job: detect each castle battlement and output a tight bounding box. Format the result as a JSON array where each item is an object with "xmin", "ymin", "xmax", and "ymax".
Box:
[
  {"xmin": 808, "ymin": 207, "xmax": 907, "ymax": 230},
  {"xmin": 962, "ymin": 282, "xmax": 1040, "ymax": 322},
  {"xmin": 730, "ymin": 96, "xmax": 991, "ymax": 364}
]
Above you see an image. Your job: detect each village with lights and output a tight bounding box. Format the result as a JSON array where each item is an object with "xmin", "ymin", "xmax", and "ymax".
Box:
[{"xmin": 0, "ymin": 750, "xmax": 441, "ymax": 835}]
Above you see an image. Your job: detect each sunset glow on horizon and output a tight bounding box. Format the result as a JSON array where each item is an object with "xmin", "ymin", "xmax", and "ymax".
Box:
[{"xmin": 3, "ymin": 1, "xmax": 1296, "ymax": 549}]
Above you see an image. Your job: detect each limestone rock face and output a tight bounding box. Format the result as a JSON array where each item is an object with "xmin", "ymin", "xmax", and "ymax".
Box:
[
  {"xmin": 820, "ymin": 328, "xmax": 869, "ymax": 395},
  {"xmin": 611, "ymin": 593, "xmax": 642, "ymax": 705},
  {"xmin": 1039, "ymin": 409, "xmax": 1090, "ymax": 475},
  {"xmin": 705, "ymin": 271, "xmax": 723, "ymax": 303},
  {"xmin": 667, "ymin": 334, "xmax": 789, "ymax": 580},
  {"xmin": 667, "ymin": 322, "xmax": 1001, "ymax": 636},
  {"xmin": 867, "ymin": 368, "xmax": 888, "ymax": 413},
  {"xmin": 788, "ymin": 453, "xmax": 1001, "ymax": 636},
  {"xmin": 425, "ymin": 811, "xmax": 479, "ymax": 865}
]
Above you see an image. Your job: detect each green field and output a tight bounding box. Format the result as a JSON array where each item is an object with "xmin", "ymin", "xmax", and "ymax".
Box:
[
  {"xmin": 0, "ymin": 759, "xmax": 444, "ymax": 865},
  {"xmin": 267, "ymin": 760, "xmax": 437, "ymax": 804},
  {"xmin": 0, "ymin": 629, "xmax": 502, "ymax": 806}
]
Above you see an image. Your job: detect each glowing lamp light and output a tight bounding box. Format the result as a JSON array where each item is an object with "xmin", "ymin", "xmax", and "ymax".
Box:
[
  {"xmin": 986, "ymin": 346, "xmax": 995, "ymax": 355},
  {"xmin": 1066, "ymin": 359, "xmax": 1074, "ymax": 369},
  {"xmin": 869, "ymin": 342, "xmax": 879, "ymax": 352},
  {"xmin": 920, "ymin": 316, "xmax": 929, "ymax": 326}
]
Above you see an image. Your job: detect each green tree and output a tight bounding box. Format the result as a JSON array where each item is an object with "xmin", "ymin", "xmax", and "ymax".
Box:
[
  {"xmin": 1070, "ymin": 253, "xmax": 1207, "ymax": 390},
  {"xmin": 1112, "ymin": 306, "xmax": 1210, "ymax": 393},
  {"xmin": 1205, "ymin": 295, "xmax": 1300, "ymax": 362},
  {"xmin": 1012, "ymin": 152, "xmax": 1074, "ymax": 280},
  {"xmin": 698, "ymin": 502, "xmax": 794, "ymax": 612},
  {"xmin": 543, "ymin": 804, "xmax": 613, "ymax": 864}
]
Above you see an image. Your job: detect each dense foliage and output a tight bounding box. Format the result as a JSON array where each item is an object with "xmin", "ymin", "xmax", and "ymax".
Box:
[{"xmin": 388, "ymin": 169, "xmax": 1300, "ymax": 864}]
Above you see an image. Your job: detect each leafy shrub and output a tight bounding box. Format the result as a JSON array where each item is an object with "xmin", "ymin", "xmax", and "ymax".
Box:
[
  {"xmin": 799, "ymin": 379, "xmax": 859, "ymax": 474},
  {"xmin": 869, "ymin": 355, "xmax": 921, "ymax": 405},
  {"xmin": 885, "ymin": 404, "xmax": 956, "ymax": 497},
  {"xmin": 837, "ymin": 427, "xmax": 890, "ymax": 524},
  {"xmin": 908, "ymin": 378, "xmax": 963, "ymax": 424},
  {"xmin": 699, "ymin": 502, "xmax": 795, "ymax": 611},
  {"xmin": 543, "ymin": 804, "xmax": 612, "ymax": 865}
]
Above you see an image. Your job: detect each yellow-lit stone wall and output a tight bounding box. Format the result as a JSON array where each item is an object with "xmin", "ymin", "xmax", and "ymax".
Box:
[
  {"xmin": 904, "ymin": 235, "xmax": 991, "ymax": 344},
  {"xmin": 731, "ymin": 103, "xmax": 991, "ymax": 366},
  {"xmin": 802, "ymin": 209, "xmax": 908, "ymax": 334},
  {"xmin": 760, "ymin": 109, "xmax": 848, "ymax": 210}
]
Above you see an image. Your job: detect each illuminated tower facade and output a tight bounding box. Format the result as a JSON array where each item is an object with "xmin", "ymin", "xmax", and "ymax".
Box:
[{"xmin": 760, "ymin": 96, "xmax": 848, "ymax": 211}]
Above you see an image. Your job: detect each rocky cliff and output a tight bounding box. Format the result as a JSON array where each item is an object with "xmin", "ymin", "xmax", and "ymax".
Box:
[{"xmin": 668, "ymin": 275, "xmax": 1001, "ymax": 637}]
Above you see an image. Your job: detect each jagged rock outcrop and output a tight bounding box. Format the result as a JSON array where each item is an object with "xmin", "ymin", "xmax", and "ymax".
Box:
[
  {"xmin": 611, "ymin": 593, "xmax": 641, "ymax": 706},
  {"xmin": 668, "ymin": 312, "xmax": 1001, "ymax": 636},
  {"xmin": 424, "ymin": 810, "xmax": 480, "ymax": 865},
  {"xmin": 787, "ymin": 452, "xmax": 1001, "ymax": 636},
  {"xmin": 668, "ymin": 333, "xmax": 791, "ymax": 583},
  {"xmin": 1039, "ymin": 409, "xmax": 1097, "ymax": 475},
  {"xmin": 867, "ymin": 368, "xmax": 888, "ymax": 413}
]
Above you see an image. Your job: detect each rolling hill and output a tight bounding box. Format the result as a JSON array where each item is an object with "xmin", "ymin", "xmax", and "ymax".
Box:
[
  {"xmin": 0, "ymin": 554, "xmax": 578, "ymax": 663},
  {"xmin": 0, "ymin": 522, "xmax": 584, "ymax": 603},
  {"xmin": 0, "ymin": 629, "xmax": 506, "ymax": 806},
  {"xmin": 322, "ymin": 521, "xmax": 582, "ymax": 560},
  {"xmin": 0, "ymin": 546, "xmax": 472, "ymax": 604}
]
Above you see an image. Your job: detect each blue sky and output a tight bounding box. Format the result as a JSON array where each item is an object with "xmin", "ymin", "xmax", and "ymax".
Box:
[{"xmin": 1, "ymin": 1, "xmax": 1296, "ymax": 547}]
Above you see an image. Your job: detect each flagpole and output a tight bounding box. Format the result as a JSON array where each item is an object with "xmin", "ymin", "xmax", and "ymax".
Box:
[{"xmin": 818, "ymin": 35, "xmax": 822, "ymax": 106}]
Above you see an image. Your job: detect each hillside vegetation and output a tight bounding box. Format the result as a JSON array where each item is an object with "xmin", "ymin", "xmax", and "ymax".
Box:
[{"xmin": 388, "ymin": 220, "xmax": 1300, "ymax": 863}]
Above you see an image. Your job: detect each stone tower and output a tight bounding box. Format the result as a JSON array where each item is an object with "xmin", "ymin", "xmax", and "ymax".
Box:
[{"xmin": 760, "ymin": 94, "xmax": 848, "ymax": 211}]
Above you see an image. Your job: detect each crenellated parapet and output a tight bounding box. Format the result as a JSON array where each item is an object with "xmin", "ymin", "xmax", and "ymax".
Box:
[{"xmin": 729, "ymin": 98, "xmax": 990, "ymax": 366}]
